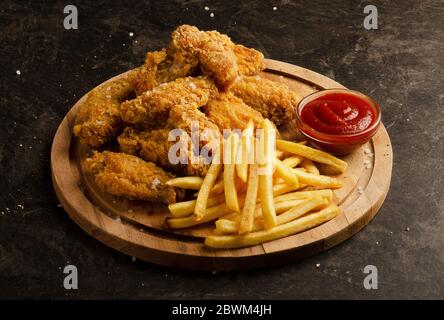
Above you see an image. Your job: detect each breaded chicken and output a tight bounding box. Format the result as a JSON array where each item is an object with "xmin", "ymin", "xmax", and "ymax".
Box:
[
  {"xmin": 229, "ymin": 75, "xmax": 302, "ymax": 126},
  {"xmin": 204, "ymin": 93, "xmax": 264, "ymax": 131},
  {"xmin": 131, "ymin": 25, "xmax": 264, "ymax": 93},
  {"xmin": 120, "ymin": 76, "xmax": 217, "ymax": 129},
  {"xmin": 118, "ymin": 105, "xmax": 220, "ymax": 177},
  {"xmin": 233, "ymin": 44, "xmax": 265, "ymax": 76},
  {"xmin": 73, "ymin": 74, "xmax": 135, "ymax": 148},
  {"xmin": 84, "ymin": 151, "xmax": 184, "ymax": 204}
]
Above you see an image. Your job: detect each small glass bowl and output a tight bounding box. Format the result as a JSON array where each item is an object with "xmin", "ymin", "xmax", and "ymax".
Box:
[{"xmin": 295, "ymin": 88, "xmax": 381, "ymax": 155}]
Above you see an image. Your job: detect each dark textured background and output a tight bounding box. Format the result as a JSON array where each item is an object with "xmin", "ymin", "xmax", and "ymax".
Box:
[{"xmin": 0, "ymin": 0, "xmax": 443, "ymax": 299}]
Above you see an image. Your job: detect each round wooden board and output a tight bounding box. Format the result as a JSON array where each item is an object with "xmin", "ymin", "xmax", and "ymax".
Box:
[{"xmin": 51, "ymin": 59, "xmax": 393, "ymax": 271}]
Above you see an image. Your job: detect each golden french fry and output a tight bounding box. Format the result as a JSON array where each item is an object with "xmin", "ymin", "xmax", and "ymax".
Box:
[
  {"xmin": 274, "ymin": 158, "xmax": 299, "ymax": 187},
  {"xmin": 273, "ymin": 189, "xmax": 333, "ymax": 203},
  {"xmin": 239, "ymin": 164, "xmax": 259, "ymax": 234},
  {"xmin": 224, "ymin": 133, "xmax": 240, "ymax": 212},
  {"xmin": 166, "ymin": 176, "xmax": 204, "ymax": 189},
  {"xmin": 282, "ymin": 155, "xmax": 303, "ymax": 168},
  {"xmin": 169, "ymin": 196, "xmax": 247, "ymax": 229},
  {"xmin": 258, "ymin": 119, "xmax": 277, "ymax": 229},
  {"xmin": 205, "ymin": 205, "xmax": 340, "ymax": 248},
  {"xmin": 236, "ymin": 121, "xmax": 254, "ymax": 182},
  {"xmin": 215, "ymin": 219, "xmax": 239, "ymax": 234},
  {"xmin": 276, "ymin": 139, "xmax": 347, "ymax": 173},
  {"xmin": 216, "ymin": 196, "xmax": 318, "ymax": 234},
  {"xmin": 291, "ymin": 169, "xmax": 342, "ymax": 188},
  {"xmin": 194, "ymin": 147, "xmax": 223, "ymax": 220},
  {"xmin": 275, "ymin": 150, "xmax": 285, "ymax": 159},
  {"xmin": 168, "ymin": 194, "xmax": 225, "ymax": 218},
  {"xmin": 211, "ymin": 179, "xmax": 225, "ymax": 194},
  {"xmin": 272, "ymin": 182, "xmax": 302, "ymax": 196},
  {"xmin": 300, "ymin": 159, "xmax": 320, "ymax": 175}
]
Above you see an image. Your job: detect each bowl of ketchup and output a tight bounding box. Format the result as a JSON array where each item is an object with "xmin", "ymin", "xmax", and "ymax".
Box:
[{"xmin": 296, "ymin": 89, "xmax": 381, "ymax": 155}]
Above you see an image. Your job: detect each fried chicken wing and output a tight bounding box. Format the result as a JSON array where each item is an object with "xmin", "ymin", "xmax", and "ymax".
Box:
[
  {"xmin": 118, "ymin": 105, "xmax": 220, "ymax": 177},
  {"xmin": 84, "ymin": 151, "xmax": 184, "ymax": 204},
  {"xmin": 131, "ymin": 25, "xmax": 264, "ymax": 93},
  {"xmin": 120, "ymin": 76, "xmax": 217, "ymax": 129},
  {"xmin": 229, "ymin": 75, "xmax": 302, "ymax": 126},
  {"xmin": 204, "ymin": 93, "xmax": 264, "ymax": 131},
  {"xmin": 73, "ymin": 74, "xmax": 135, "ymax": 148}
]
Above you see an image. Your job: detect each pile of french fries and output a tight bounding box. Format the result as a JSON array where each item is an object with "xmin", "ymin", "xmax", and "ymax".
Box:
[{"xmin": 166, "ymin": 119, "xmax": 348, "ymax": 249}]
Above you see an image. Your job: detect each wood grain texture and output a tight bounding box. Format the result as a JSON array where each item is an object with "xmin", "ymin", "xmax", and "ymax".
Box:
[{"xmin": 51, "ymin": 59, "xmax": 393, "ymax": 271}]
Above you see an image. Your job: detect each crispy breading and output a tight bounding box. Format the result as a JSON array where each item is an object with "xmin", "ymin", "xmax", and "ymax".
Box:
[
  {"xmin": 84, "ymin": 151, "xmax": 184, "ymax": 204},
  {"xmin": 130, "ymin": 26, "xmax": 264, "ymax": 93},
  {"xmin": 233, "ymin": 44, "xmax": 265, "ymax": 76},
  {"xmin": 204, "ymin": 93, "xmax": 264, "ymax": 131},
  {"xmin": 229, "ymin": 75, "xmax": 302, "ymax": 126},
  {"xmin": 120, "ymin": 76, "xmax": 217, "ymax": 129},
  {"xmin": 73, "ymin": 74, "xmax": 135, "ymax": 148},
  {"xmin": 118, "ymin": 106, "xmax": 220, "ymax": 177}
]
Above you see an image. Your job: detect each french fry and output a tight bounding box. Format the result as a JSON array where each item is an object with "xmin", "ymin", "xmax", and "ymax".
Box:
[
  {"xmin": 168, "ymin": 194, "xmax": 225, "ymax": 218},
  {"xmin": 211, "ymin": 179, "xmax": 225, "ymax": 194},
  {"xmin": 300, "ymin": 159, "xmax": 320, "ymax": 175},
  {"xmin": 224, "ymin": 133, "xmax": 240, "ymax": 211},
  {"xmin": 274, "ymin": 158, "xmax": 299, "ymax": 187},
  {"xmin": 215, "ymin": 219, "xmax": 239, "ymax": 234},
  {"xmin": 205, "ymin": 205, "xmax": 340, "ymax": 248},
  {"xmin": 291, "ymin": 169, "xmax": 343, "ymax": 188},
  {"xmin": 276, "ymin": 139, "xmax": 347, "ymax": 173},
  {"xmin": 258, "ymin": 119, "xmax": 277, "ymax": 229},
  {"xmin": 194, "ymin": 147, "xmax": 223, "ymax": 220},
  {"xmin": 282, "ymin": 155, "xmax": 303, "ymax": 168},
  {"xmin": 275, "ymin": 196, "xmax": 328, "ymax": 225},
  {"xmin": 217, "ymin": 198, "xmax": 316, "ymax": 234},
  {"xmin": 166, "ymin": 176, "xmax": 204, "ymax": 189},
  {"xmin": 168, "ymin": 196, "xmax": 246, "ymax": 229},
  {"xmin": 239, "ymin": 164, "xmax": 259, "ymax": 234},
  {"xmin": 236, "ymin": 121, "xmax": 254, "ymax": 182},
  {"xmin": 273, "ymin": 189, "xmax": 333, "ymax": 203}
]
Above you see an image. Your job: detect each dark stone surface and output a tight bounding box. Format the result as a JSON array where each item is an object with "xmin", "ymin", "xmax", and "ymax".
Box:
[{"xmin": 0, "ymin": 0, "xmax": 443, "ymax": 299}]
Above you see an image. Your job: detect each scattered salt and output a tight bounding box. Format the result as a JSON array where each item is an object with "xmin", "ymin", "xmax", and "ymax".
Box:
[
  {"xmin": 17, "ymin": 204, "xmax": 24, "ymax": 209},
  {"xmin": 405, "ymin": 227, "xmax": 410, "ymax": 232},
  {"xmin": 273, "ymin": 6, "xmax": 277, "ymax": 11},
  {"xmin": 316, "ymin": 263, "xmax": 320, "ymax": 268},
  {"xmin": 16, "ymin": 70, "xmax": 21, "ymax": 75},
  {"xmin": 129, "ymin": 32, "xmax": 134, "ymax": 37},
  {"xmin": 210, "ymin": 12, "xmax": 214, "ymax": 18},
  {"xmin": 151, "ymin": 178, "xmax": 161, "ymax": 189},
  {"xmin": 204, "ymin": 6, "xmax": 209, "ymax": 11}
]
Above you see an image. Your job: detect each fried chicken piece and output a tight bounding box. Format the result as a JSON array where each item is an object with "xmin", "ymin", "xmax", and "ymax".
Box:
[
  {"xmin": 204, "ymin": 93, "xmax": 264, "ymax": 131},
  {"xmin": 131, "ymin": 25, "xmax": 264, "ymax": 93},
  {"xmin": 130, "ymin": 44, "xmax": 200, "ymax": 95},
  {"xmin": 84, "ymin": 151, "xmax": 184, "ymax": 204},
  {"xmin": 171, "ymin": 25, "xmax": 239, "ymax": 88},
  {"xmin": 229, "ymin": 76, "xmax": 302, "ymax": 126},
  {"xmin": 233, "ymin": 44, "xmax": 265, "ymax": 76},
  {"xmin": 120, "ymin": 76, "xmax": 217, "ymax": 129},
  {"xmin": 118, "ymin": 105, "xmax": 220, "ymax": 177},
  {"xmin": 73, "ymin": 75, "xmax": 135, "ymax": 148}
]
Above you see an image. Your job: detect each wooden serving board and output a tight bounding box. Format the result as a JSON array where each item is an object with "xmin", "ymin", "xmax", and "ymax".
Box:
[{"xmin": 51, "ymin": 59, "xmax": 393, "ymax": 271}]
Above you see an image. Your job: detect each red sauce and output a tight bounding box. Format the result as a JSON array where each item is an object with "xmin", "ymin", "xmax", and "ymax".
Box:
[{"xmin": 300, "ymin": 93, "xmax": 376, "ymax": 135}]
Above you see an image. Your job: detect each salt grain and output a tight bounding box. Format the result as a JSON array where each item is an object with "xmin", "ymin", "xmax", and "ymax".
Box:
[
  {"xmin": 129, "ymin": 32, "xmax": 134, "ymax": 37},
  {"xmin": 210, "ymin": 12, "xmax": 214, "ymax": 18},
  {"xmin": 405, "ymin": 227, "xmax": 410, "ymax": 232},
  {"xmin": 316, "ymin": 263, "xmax": 320, "ymax": 268},
  {"xmin": 16, "ymin": 70, "xmax": 21, "ymax": 75},
  {"xmin": 273, "ymin": 6, "xmax": 277, "ymax": 11},
  {"xmin": 204, "ymin": 6, "xmax": 210, "ymax": 11},
  {"xmin": 17, "ymin": 204, "xmax": 24, "ymax": 209}
]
